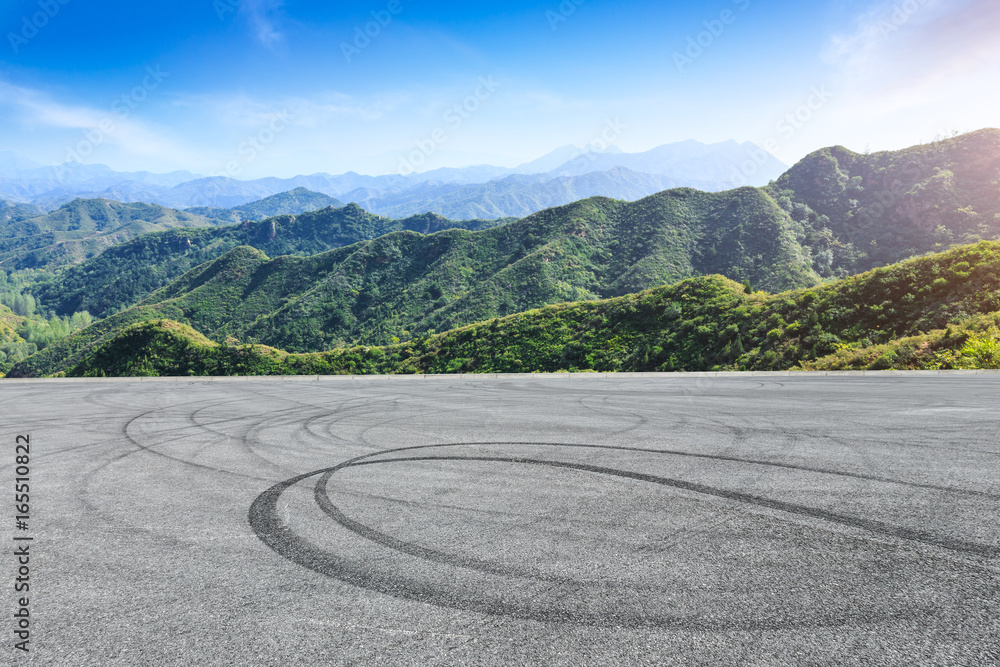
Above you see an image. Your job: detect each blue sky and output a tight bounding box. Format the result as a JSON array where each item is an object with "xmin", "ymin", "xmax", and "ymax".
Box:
[{"xmin": 0, "ymin": 0, "xmax": 997, "ymax": 178}]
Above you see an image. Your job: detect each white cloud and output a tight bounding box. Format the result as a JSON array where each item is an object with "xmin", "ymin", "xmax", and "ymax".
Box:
[
  {"xmin": 239, "ymin": 0, "xmax": 285, "ymax": 48},
  {"xmin": 801, "ymin": 0, "xmax": 1000, "ymax": 156},
  {"xmin": 0, "ymin": 80, "xmax": 206, "ymax": 168},
  {"xmin": 823, "ymin": 0, "xmax": 1000, "ymax": 92}
]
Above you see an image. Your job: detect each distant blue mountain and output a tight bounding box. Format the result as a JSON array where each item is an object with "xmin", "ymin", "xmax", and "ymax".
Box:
[{"xmin": 0, "ymin": 140, "xmax": 787, "ymax": 219}]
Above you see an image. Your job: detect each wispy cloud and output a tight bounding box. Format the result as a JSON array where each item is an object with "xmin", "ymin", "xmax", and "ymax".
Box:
[
  {"xmin": 823, "ymin": 0, "xmax": 1000, "ymax": 88},
  {"xmin": 239, "ymin": 0, "xmax": 286, "ymax": 48},
  {"xmin": 0, "ymin": 80, "xmax": 204, "ymax": 167},
  {"xmin": 0, "ymin": 81, "xmax": 108, "ymax": 130},
  {"xmin": 816, "ymin": 0, "xmax": 1000, "ymax": 136}
]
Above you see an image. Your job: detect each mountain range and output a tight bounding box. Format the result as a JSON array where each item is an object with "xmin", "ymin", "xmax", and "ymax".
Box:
[
  {"xmin": 27, "ymin": 186, "xmax": 817, "ymax": 359},
  {"xmin": 0, "ymin": 188, "xmax": 355, "ymax": 272},
  {"xmin": 13, "ymin": 237, "xmax": 1000, "ymax": 378},
  {"xmin": 32, "ymin": 204, "xmax": 509, "ymax": 318},
  {"xmin": 0, "ymin": 199, "xmax": 224, "ymax": 271},
  {"xmin": 0, "ymin": 140, "xmax": 787, "ymax": 219},
  {"xmin": 3, "ymin": 129, "xmax": 1000, "ymax": 378}
]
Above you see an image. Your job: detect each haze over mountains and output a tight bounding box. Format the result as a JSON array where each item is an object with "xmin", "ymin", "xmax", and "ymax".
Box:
[
  {"xmin": 4, "ymin": 128, "xmax": 998, "ymax": 380},
  {"xmin": 3, "ymin": 129, "xmax": 1000, "ymax": 378},
  {"xmin": 0, "ymin": 140, "xmax": 786, "ymax": 219}
]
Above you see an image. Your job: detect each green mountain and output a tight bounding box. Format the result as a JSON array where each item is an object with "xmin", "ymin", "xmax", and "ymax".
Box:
[
  {"xmin": 17, "ymin": 239, "xmax": 1000, "ymax": 378},
  {"xmin": 0, "ymin": 198, "xmax": 227, "ymax": 271},
  {"xmin": 0, "ymin": 200, "xmax": 45, "ymax": 224},
  {"xmin": 28, "ymin": 130, "xmax": 1000, "ymax": 323},
  {"xmin": 35, "ymin": 204, "xmax": 512, "ymax": 319},
  {"xmin": 768, "ymin": 128, "xmax": 1000, "ymax": 276},
  {"xmin": 36, "ymin": 186, "xmax": 817, "ymax": 352},
  {"xmin": 9, "ymin": 130, "xmax": 1000, "ymax": 377},
  {"xmin": 185, "ymin": 187, "xmax": 345, "ymax": 223}
]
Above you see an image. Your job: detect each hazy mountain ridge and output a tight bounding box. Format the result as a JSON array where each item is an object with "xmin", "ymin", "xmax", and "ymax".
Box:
[
  {"xmin": 345, "ymin": 167, "xmax": 694, "ymax": 220},
  {"xmin": 0, "ymin": 140, "xmax": 786, "ymax": 218},
  {"xmin": 184, "ymin": 187, "xmax": 346, "ymax": 223},
  {"xmin": 0, "ymin": 188, "xmax": 357, "ymax": 271},
  {"xmin": 0, "ymin": 153, "xmax": 202, "ymax": 208}
]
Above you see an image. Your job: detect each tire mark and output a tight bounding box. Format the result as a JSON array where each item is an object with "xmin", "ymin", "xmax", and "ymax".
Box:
[
  {"xmin": 352, "ymin": 441, "xmax": 1000, "ymax": 501},
  {"xmin": 575, "ymin": 393, "xmax": 648, "ymax": 437},
  {"xmin": 313, "ymin": 470, "xmax": 581, "ymax": 586},
  {"xmin": 120, "ymin": 400, "xmax": 281, "ymax": 482},
  {"xmin": 250, "ymin": 442, "xmax": 970, "ymax": 630},
  {"xmin": 339, "ymin": 454, "xmax": 998, "ymax": 558}
]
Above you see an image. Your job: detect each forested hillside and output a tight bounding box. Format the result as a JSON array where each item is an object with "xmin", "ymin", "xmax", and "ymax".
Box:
[
  {"xmin": 6, "ymin": 130, "xmax": 1000, "ymax": 377},
  {"xmin": 0, "ymin": 198, "xmax": 227, "ymax": 271},
  {"xmin": 34, "ymin": 204, "xmax": 511, "ymax": 318},
  {"xmin": 0, "ymin": 200, "xmax": 45, "ymax": 224},
  {"xmin": 768, "ymin": 128, "xmax": 1000, "ymax": 276},
  {"xmin": 15, "ymin": 239, "xmax": 1000, "ymax": 378}
]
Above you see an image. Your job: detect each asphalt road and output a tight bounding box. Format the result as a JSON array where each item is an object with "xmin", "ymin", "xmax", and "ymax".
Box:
[{"xmin": 2, "ymin": 375, "xmax": 999, "ymax": 666}]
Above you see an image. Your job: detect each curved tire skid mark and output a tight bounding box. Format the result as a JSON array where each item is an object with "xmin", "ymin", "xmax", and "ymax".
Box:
[
  {"xmin": 74, "ymin": 396, "xmax": 249, "ymax": 545},
  {"xmin": 120, "ymin": 399, "xmax": 277, "ymax": 482},
  {"xmin": 312, "ymin": 468, "xmax": 582, "ymax": 586},
  {"xmin": 182, "ymin": 391, "xmax": 322, "ymax": 473},
  {"xmin": 251, "ymin": 442, "xmax": 988, "ymax": 629},
  {"xmin": 80, "ymin": 395, "xmax": 310, "ymax": 547},
  {"xmin": 404, "ymin": 439, "xmax": 1000, "ymax": 502},
  {"xmin": 251, "ymin": 469, "xmax": 761, "ymax": 630},
  {"xmin": 575, "ymin": 393, "xmax": 648, "ymax": 437},
  {"xmin": 339, "ymin": 453, "xmax": 999, "ymax": 559},
  {"xmin": 209, "ymin": 384, "xmax": 380, "ymax": 452},
  {"xmin": 319, "ymin": 442, "xmax": 1000, "ymax": 557},
  {"xmin": 303, "ymin": 400, "xmax": 405, "ymax": 450}
]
